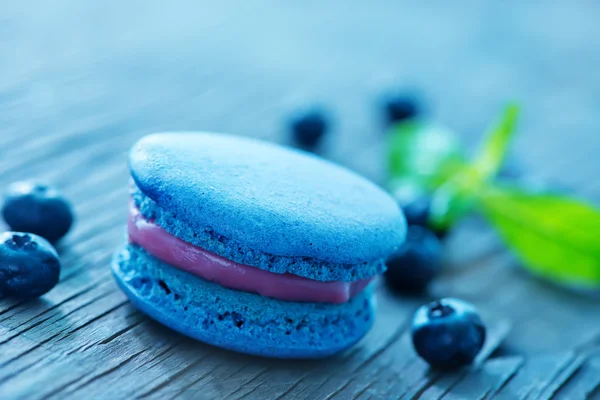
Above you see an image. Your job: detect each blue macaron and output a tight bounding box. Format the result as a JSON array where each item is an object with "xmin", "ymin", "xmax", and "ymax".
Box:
[{"xmin": 113, "ymin": 132, "xmax": 406, "ymax": 358}]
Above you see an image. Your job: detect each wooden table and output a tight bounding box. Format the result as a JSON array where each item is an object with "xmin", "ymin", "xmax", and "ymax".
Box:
[{"xmin": 1, "ymin": 1, "xmax": 599, "ymax": 399}]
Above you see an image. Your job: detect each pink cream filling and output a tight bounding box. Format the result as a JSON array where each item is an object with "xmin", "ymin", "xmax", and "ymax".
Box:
[{"xmin": 127, "ymin": 203, "xmax": 373, "ymax": 303}]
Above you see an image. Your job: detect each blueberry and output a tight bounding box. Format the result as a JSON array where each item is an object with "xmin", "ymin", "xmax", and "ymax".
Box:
[
  {"xmin": 412, "ymin": 298, "xmax": 486, "ymax": 369},
  {"xmin": 2, "ymin": 181, "xmax": 74, "ymax": 243},
  {"xmin": 393, "ymin": 182, "xmax": 448, "ymax": 239},
  {"xmin": 402, "ymin": 196, "xmax": 431, "ymax": 228},
  {"xmin": 383, "ymin": 94, "xmax": 419, "ymax": 125},
  {"xmin": 289, "ymin": 107, "xmax": 329, "ymax": 148},
  {"xmin": 385, "ymin": 226, "xmax": 442, "ymax": 293},
  {"xmin": 0, "ymin": 232, "xmax": 61, "ymax": 299}
]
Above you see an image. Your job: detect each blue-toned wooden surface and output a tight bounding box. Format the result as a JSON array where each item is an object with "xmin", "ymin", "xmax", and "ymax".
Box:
[{"xmin": 1, "ymin": 1, "xmax": 599, "ymax": 399}]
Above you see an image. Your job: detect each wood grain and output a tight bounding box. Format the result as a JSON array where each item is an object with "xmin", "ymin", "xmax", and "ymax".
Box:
[{"xmin": 1, "ymin": 1, "xmax": 600, "ymax": 399}]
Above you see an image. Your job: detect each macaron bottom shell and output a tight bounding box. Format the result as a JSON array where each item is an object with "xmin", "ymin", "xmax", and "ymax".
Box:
[{"xmin": 112, "ymin": 245, "xmax": 376, "ymax": 359}]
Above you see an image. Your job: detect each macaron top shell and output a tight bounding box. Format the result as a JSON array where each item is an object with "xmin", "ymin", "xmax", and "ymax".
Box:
[{"xmin": 130, "ymin": 132, "xmax": 405, "ymax": 266}]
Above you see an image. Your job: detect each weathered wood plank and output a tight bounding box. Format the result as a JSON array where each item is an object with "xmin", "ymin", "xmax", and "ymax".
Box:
[
  {"xmin": 493, "ymin": 353, "xmax": 580, "ymax": 400},
  {"xmin": 537, "ymin": 354, "xmax": 587, "ymax": 400},
  {"xmin": 1, "ymin": 1, "xmax": 600, "ymax": 399},
  {"xmin": 438, "ymin": 356, "xmax": 524, "ymax": 400},
  {"xmin": 551, "ymin": 354, "xmax": 600, "ymax": 400}
]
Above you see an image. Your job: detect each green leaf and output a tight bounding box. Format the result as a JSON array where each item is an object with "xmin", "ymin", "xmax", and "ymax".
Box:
[
  {"xmin": 429, "ymin": 180, "xmax": 477, "ymax": 230},
  {"xmin": 472, "ymin": 103, "xmax": 520, "ymax": 181},
  {"xmin": 479, "ymin": 185, "xmax": 600, "ymax": 287},
  {"xmin": 428, "ymin": 103, "xmax": 520, "ymax": 230},
  {"xmin": 387, "ymin": 121, "xmax": 466, "ymax": 191}
]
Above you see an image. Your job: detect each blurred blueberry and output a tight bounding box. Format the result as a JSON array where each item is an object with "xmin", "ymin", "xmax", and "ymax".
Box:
[
  {"xmin": 393, "ymin": 181, "xmax": 448, "ymax": 239},
  {"xmin": 382, "ymin": 93, "xmax": 419, "ymax": 125},
  {"xmin": 289, "ymin": 107, "xmax": 329, "ymax": 148},
  {"xmin": 412, "ymin": 298, "xmax": 486, "ymax": 369},
  {"xmin": 402, "ymin": 196, "xmax": 431, "ymax": 228},
  {"xmin": 2, "ymin": 181, "xmax": 74, "ymax": 243},
  {"xmin": 385, "ymin": 226, "xmax": 442, "ymax": 293},
  {"xmin": 0, "ymin": 232, "xmax": 61, "ymax": 299}
]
